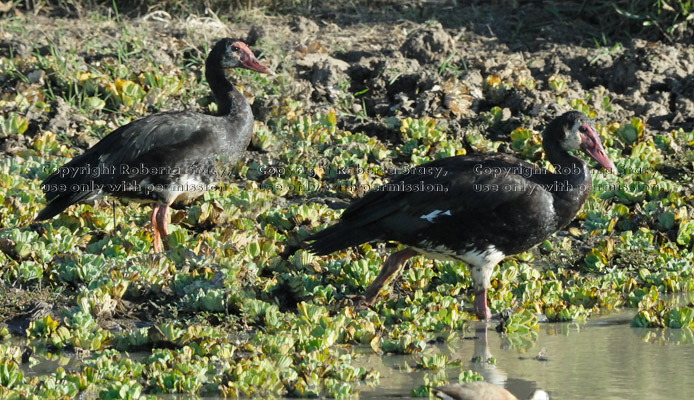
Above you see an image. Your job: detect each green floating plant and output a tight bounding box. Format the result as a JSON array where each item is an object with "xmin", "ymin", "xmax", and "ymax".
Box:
[
  {"xmin": 632, "ymin": 303, "xmax": 694, "ymax": 329},
  {"xmin": 616, "ymin": 118, "xmax": 645, "ymax": 145},
  {"xmin": 0, "ymin": 112, "xmax": 29, "ymax": 137},
  {"xmin": 416, "ymin": 353, "xmax": 449, "ymax": 370},
  {"xmin": 99, "ymin": 380, "xmax": 144, "ymax": 400},
  {"xmin": 0, "ymin": 356, "xmax": 25, "ymax": 389},
  {"xmin": 510, "ymin": 127, "xmax": 542, "ymax": 160},
  {"xmin": 500, "ymin": 309, "xmax": 539, "ymax": 334},
  {"xmin": 380, "ymin": 333, "xmax": 427, "ymax": 354}
]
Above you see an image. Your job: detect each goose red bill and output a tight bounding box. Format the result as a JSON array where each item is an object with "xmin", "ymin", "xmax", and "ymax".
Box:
[
  {"xmin": 581, "ymin": 127, "xmax": 618, "ymax": 174},
  {"xmin": 237, "ymin": 44, "xmax": 272, "ymax": 74}
]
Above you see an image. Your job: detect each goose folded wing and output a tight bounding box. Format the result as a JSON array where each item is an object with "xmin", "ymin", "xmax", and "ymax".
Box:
[
  {"xmin": 339, "ymin": 158, "xmax": 550, "ymax": 237},
  {"xmin": 42, "ymin": 111, "xmax": 219, "ymax": 198}
]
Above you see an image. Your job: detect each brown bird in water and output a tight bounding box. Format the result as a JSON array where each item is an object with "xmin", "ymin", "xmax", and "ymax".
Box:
[{"xmin": 433, "ymin": 382, "xmax": 549, "ymax": 400}]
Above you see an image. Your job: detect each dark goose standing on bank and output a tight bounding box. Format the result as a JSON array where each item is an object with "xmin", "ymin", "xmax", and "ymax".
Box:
[
  {"xmin": 307, "ymin": 111, "xmax": 617, "ymax": 319},
  {"xmin": 36, "ymin": 38, "xmax": 271, "ymax": 252}
]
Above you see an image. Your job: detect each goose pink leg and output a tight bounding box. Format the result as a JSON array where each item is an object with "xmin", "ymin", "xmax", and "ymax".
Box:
[
  {"xmin": 150, "ymin": 204, "xmax": 170, "ymax": 252},
  {"xmin": 474, "ymin": 289, "xmax": 491, "ymax": 320},
  {"xmin": 351, "ymin": 248, "xmax": 419, "ymax": 306},
  {"xmin": 156, "ymin": 204, "xmax": 170, "ymax": 251},
  {"xmin": 151, "ymin": 205, "xmax": 161, "ymax": 252}
]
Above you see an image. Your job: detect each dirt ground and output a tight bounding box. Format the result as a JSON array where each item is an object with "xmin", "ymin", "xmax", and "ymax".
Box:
[
  {"xmin": 270, "ymin": 2, "xmax": 694, "ymax": 134},
  {"xmin": 3, "ymin": 1, "xmax": 694, "ymax": 144}
]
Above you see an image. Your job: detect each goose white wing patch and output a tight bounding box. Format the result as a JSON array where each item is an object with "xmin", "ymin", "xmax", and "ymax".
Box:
[{"xmin": 420, "ymin": 209, "xmax": 452, "ymax": 223}]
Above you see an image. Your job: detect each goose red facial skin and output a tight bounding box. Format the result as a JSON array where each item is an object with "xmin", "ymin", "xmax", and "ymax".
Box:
[
  {"xmin": 579, "ymin": 123, "xmax": 618, "ymax": 174},
  {"xmin": 234, "ymin": 42, "xmax": 272, "ymax": 74}
]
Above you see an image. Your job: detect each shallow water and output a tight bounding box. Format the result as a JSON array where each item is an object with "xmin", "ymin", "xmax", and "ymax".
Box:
[
  {"xmin": 15, "ymin": 294, "xmax": 694, "ymax": 400},
  {"xmin": 355, "ymin": 306, "xmax": 694, "ymax": 399}
]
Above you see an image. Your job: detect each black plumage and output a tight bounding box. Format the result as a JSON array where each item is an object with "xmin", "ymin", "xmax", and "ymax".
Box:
[
  {"xmin": 307, "ymin": 111, "xmax": 617, "ymax": 319},
  {"xmin": 36, "ymin": 38, "xmax": 271, "ymax": 252}
]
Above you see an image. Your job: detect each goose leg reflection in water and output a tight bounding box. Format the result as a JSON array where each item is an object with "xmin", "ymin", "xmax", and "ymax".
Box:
[{"xmin": 434, "ymin": 322, "xmax": 549, "ymax": 400}]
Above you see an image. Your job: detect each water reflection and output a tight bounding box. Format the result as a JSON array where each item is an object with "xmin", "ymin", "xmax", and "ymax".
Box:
[
  {"xmin": 633, "ymin": 326, "xmax": 694, "ymax": 344},
  {"xmin": 357, "ymin": 303, "xmax": 694, "ymax": 399},
  {"xmin": 468, "ymin": 322, "xmax": 549, "ymax": 399},
  {"xmin": 10, "ymin": 294, "xmax": 694, "ymax": 400}
]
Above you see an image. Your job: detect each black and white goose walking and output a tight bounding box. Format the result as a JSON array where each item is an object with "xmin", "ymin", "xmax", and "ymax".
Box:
[
  {"xmin": 307, "ymin": 111, "xmax": 617, "ymax": 319},
  {"xmin": 36, "ymin": 38, "xmax": 271, "ymax": 252}
]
